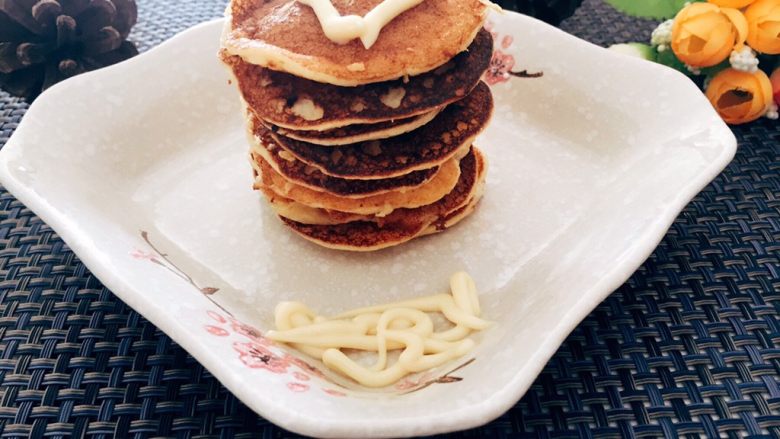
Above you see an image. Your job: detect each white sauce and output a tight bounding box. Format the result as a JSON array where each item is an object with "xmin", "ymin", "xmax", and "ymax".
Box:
[
  {"xmin": 267, "ymin": 272, "xmax": 490, "ymax": 387},
  {"xmin": 297, "ymin": 0, "xmax": 425, "ymax": 49}
]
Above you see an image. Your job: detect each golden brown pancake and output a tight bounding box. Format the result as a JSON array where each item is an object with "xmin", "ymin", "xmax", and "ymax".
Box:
[
  {"xmin": 265, "ymin": 81, "xmax": 493, "ymax": 180},
  {"xmin": 283, "ymin": 216, "xmax": 429, "ymax": 251},
  {"xmin": 221, "ymin": 0, "xmax": 489, "ymax": 86},
  {"xmin": 249, "ymin": 126, "xmax": 440, "ymax": 197},
  {"xmin": 272, "ymin": 182, "xmax": 484, "ymax": 227},
  {"xmin": 279, "ymin": 147, "xmax": 486, "ymax": 251},
  {"xmin": 260, "ymin": 188, "xmax": 367, "ymax": 225},
  {"xmin": 267, "ymin": 110, "xmax": 440, "ymax": 146},
  {"xmin": 420, "ymin": 173, "xmax": 485, "ymax": 236},
  {"xmin": 252, "ymin": 152, "xmax": 462, "ymax": 217},
  {"xmin": 223, "ymin": 29, "xmax": 493, "ymax": 131},
  {"xmin": 267, "ymin": 148, "xmax": 484, "ymax": 226}
]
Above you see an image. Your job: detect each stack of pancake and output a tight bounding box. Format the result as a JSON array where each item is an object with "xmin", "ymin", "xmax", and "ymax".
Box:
[{"xmin": 219, "ymin": 0, "xmax": 494, "ymax": 251}]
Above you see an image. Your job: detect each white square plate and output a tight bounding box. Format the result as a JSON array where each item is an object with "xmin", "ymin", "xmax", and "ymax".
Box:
[{"xmin": 0, "ymin": 11, "xmax": 736, "ymax": 438}]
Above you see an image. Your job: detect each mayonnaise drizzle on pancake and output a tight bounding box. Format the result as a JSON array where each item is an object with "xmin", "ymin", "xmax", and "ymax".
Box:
[
  {"xmin": 298, "ymin": 0, "xmax": 425, "ymax": 48},
  {"xmin": 267, "ymin": 272, "xmax": 490, "ymax": 387}
]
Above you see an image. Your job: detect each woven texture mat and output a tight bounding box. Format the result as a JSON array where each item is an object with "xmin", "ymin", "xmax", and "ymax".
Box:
[{"xmin": 2, "ymin": 0, "xmax": 780, "ymax": 437}]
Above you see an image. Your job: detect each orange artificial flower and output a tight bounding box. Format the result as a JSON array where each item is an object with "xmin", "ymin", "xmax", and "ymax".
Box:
[
  {"xmin": 672, "ymin": 3, "xmax": 748, "ymax": 67},
  {"xmin": 771, "ymin": 67, "xmax": 780, "ymax": 106},
  {"xmin": 744, "ymin": 0, "xmax": 780, "ymax": 54},
  {"xmin": 705, "ymin": 68, "xmax": 773, "ymax": 124},
  {"xmin": 709, "ymin": 0, "xmax": 757, "ymax": 7}
]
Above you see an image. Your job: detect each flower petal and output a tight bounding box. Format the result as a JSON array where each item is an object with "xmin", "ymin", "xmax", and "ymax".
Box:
[{"xmin": 721, "ymin": 8, "xmax": 749, "ymax": 47}]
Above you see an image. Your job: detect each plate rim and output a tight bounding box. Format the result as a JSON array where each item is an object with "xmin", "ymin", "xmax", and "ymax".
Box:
[{"xmin": 0, "ymin": 12, "xmax": 737, "ymax": 438}]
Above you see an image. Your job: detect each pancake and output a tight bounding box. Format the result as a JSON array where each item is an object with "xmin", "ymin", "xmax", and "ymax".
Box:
[
  {"xmin": 420, "ymin": 173, "xmax": 486, "ymax": 236},
  {"xmin": 260, "ymin": 187, "xmax": 367, "ymax": 225},
  {"xmin": 266, "ymin": 158, "xmax": 485, "ymax": 226},
  {"xmin": 279, "ymin": 147, "xmax": 486, "ymax": 251},
  {"xmin": 249, "ymin": 125, "xmax": 440, "ymax": 197},
  {"xmin": 222, "ymin": 29, "xmax": 493, "ymax": 131},
  {"xmin": 221, "ymin": 0, "xmax": 489, "ymax": 86},
  {"xmin": 265, "ymin": 81, "xmax": 493, "ymax": 180},
  {"xmin": 252, "ymin": 151, "xmax": 462, "ymax": 217},
  {"xmin": 282, "ymin": 216, "xmax": 428, "ymax": 251},
  {"xmin": 273, "ymin": 182, "xmax": 484, "ymax": 227},
  {"xmin": 281, "ymin": 185, "xmax": 484, "ymax": 250},
  {"xmin": 267, "ymin": 110, "xmax": 440, "ymax": 146}
]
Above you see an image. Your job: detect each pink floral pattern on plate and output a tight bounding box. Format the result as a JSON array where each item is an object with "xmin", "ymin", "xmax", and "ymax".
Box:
[
  {"xmin": 204, "ymin": 325, "xmax": 229, "ymax": 337},
  {"xmin": 234, "ymin": 341, "xmax": 291, "ymax": 373},
  {"xmin": 483, "ymin": 21, "xmax": 543, "ymax": 85},
  {"xmin": 230, "ymin": 318, "xmax": 266, "ymax": 342},
  {"xmin": 133, "ymin": 230, "xmax": 476, "ymax": 396},
  {"xmin": 323, "ymin": 388, "xmax": 347, "ymax": 397},
  {"xmin": 287, "ymin": 382, "xmax": 310, "ymax": 392},
  {"xmin": 204, "ymin": 309, "xmax": 332, "ymax": 393},
  {"xmin": 394, "ymin": 358, "xmax": 475, "ymax": 394}
]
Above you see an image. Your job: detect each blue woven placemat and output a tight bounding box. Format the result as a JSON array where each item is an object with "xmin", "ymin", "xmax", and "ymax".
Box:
[{"xmin": 2, "ymin": 0, "xmax": 780, "ymax": 437}]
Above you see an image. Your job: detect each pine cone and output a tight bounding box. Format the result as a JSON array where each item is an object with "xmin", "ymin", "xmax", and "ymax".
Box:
[
  {"xmin": 495, "ymin": 0, "xmax": 583, "ymax": 26},
  {"xmin": 0, "ymin": 0, "xmax": 138, "ymax": 100}
]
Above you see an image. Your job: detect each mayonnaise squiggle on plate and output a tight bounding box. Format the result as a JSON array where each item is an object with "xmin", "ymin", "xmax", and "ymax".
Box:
[{"xmin": 267, "ymin": 272, "xmax": 490, "ymax": 387}]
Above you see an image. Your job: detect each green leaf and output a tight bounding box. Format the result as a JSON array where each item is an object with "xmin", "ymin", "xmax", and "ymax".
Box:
[
  {"xmin": 655, "ymin": 49, "xmax": 689, "ymax": 75},
  {"xmin": 699, "ymin": 60, "xmax": 730, "ymax": 77},
  {"xmin": 603, "ymin": 0, "xmax": 699, "ymax": 19},
  {"xmin": 609, "ymin": 43, "xmax": 657, "ymax": 61}
]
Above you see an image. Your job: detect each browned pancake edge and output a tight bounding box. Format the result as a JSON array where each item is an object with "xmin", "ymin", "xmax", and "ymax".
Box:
[{"xmin": 266, "ymin": 81, "xmax": 493, "ymax": 180}]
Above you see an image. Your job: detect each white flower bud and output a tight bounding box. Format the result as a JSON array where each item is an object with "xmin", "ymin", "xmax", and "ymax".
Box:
[
  {"xmin": 767, "ymin": 102, "xmax": 779, "ymax": 120},
  {"xmin": 729, "ymin": 46, "xmax": 759, "ymax": 73},
  {"xmin": 686, "ymin": 64, "xmax": 701, "ymax": 75},
  {"xmin": 651, "ymin": 19, "xmax": 674, "ymax": 47}
]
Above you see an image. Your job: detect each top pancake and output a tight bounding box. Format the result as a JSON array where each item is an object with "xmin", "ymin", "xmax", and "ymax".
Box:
[
  {"xmin": 223, "ymin": 29, "xmax": 493, "ymax": 130},
  {"xmin": 221, "ymin": 0, "xmax": 489, "ymax": 86}
]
